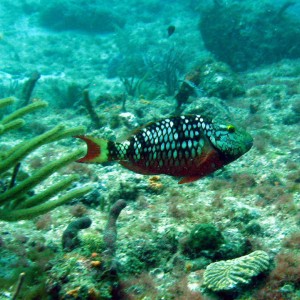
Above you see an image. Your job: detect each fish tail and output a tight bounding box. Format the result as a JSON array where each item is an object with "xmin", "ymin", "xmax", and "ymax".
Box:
[{"xmin": 75, "ymin": 135, "xmax": 111, "ymax": 163}]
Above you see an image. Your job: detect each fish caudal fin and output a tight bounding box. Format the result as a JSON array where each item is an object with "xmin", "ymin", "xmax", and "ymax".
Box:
[{"xmin": 75, "ymin": 136, "xmax": 109, "ymax": 163}]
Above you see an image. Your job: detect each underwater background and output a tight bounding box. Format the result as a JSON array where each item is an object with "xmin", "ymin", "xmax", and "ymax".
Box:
[{"xmin": 0, "ymin": 0, "xmax": 299, "ymax": 299}]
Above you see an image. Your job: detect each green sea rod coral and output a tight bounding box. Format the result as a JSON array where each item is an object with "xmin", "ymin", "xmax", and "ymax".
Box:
[
  {"xmin": 0, "ymin": 97, "xmax": 92, "ymax": 221},
  {"xmin": 203, "ymin": 250, "xmax": 269, "ymax": 292}
]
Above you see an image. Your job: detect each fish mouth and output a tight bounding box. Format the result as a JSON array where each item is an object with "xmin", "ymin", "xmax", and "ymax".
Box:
[
  {"xmin": 244, "ymin": 133, "xmax": 253, "ymax": 152},
  {"xmin": 246, "ymin": 137, "xmax": 253, "ymax": 150}
]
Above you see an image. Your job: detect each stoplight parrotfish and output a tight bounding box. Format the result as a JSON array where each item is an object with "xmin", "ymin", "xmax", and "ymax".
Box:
[{"xmin": 76, "ymin": 115, "xmax": 253, "ymax": 184}]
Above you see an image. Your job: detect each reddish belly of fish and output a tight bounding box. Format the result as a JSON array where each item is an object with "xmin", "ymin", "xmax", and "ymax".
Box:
[{"xmin": 120, "ymin": 148, "xmax": 226, "ymax": 180}]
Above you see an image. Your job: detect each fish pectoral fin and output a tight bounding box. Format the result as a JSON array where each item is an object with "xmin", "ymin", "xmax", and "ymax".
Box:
[
  {"xmin": 195, "ymin": 142, "xmax": 216, "ymax": 167},
  {"xmin": 178, "ymin": 175, "xmax": 202, "ymax": 184}
]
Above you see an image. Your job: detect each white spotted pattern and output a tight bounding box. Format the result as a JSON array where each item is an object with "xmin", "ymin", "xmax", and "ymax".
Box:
[{"xmin": 118, "ymin": 115, "xmax": 215, "ymax": 170}]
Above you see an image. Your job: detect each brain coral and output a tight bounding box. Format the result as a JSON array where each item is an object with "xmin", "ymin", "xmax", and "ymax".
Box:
[{"xmin": 203, "ymin": 250, "xmax": 269, "ymax": 292}]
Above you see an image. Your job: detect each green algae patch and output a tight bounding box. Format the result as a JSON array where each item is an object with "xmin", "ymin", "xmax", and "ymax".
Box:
[{"xmin": 183, "ymin": 223, "xmax": 224, "ymax": 259}]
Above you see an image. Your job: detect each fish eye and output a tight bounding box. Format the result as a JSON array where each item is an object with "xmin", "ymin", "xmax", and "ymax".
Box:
[{"xmin": 227, "ymin": 124, "xmax": 235, "ymax": 133}]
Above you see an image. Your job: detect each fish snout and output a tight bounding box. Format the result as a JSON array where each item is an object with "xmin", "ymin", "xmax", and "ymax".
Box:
[{"xmin": 245, "ymin": 133, "xmax": 253, "ymax": 152}]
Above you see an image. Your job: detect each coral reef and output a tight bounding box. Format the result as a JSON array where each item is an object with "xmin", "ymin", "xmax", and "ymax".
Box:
[
  {"xmin": 200, "ymin": 2, "xmax": 300, "ymax": 70},
  {"xmin": 182, "ymin": 223, "xmax": 224, "ymax": 259},
  {"xmin": 112, "ymin": 26, "xmax": 188, "ymax": 99},
  {"xmin": 0, "ymin": 233, "xmax": 57, "ymax": 299},
  {"xmin": 175, "ymin": 57, "xmax": 244, "ymax": 110},
  {"xmin": 20, "ymin": 71, "xmax": 40, "ymax": 107},
  {"xmin": 203, "ymin": 250, "xmax": 270, "ymax": 292},
  {"xmin": 108, "ymin": 182, "xmax": 140, "ymax": 203},
  {"xmin": 45, "ymin": 199, "xmax": 127, "ymax": 299},
  {"xmin": 38, "ymin": 0, "xmax": 125, "ymax": 33},
  {"xmin": 254, "ymin": 250, "xmax": 300, "ymax": 299},
  {"xmin": 0, "ymin": 1, "xmax": 299, "ymax": 298}
]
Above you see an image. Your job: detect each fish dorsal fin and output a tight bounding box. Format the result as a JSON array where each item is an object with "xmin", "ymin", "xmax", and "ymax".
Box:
[
  {"xmin": 122, "ymin": 115, "xmax": 213, "ymax": 141},
  {"xmin": 117, "ymin": 120, "xmax": 159, "ymax": 142},
  {"xmin": 132, "ymin": 115, "xmax": 201, "ymax": 134},
  {"xmin": 130, "ymin": 120, "xmax": 157, "ymax": 136}
]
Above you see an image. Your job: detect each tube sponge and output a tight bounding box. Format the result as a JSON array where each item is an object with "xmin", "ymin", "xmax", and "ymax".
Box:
[{"xmin": 62, "ymin": 216, "xmax": 92, "ymax": 251}]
